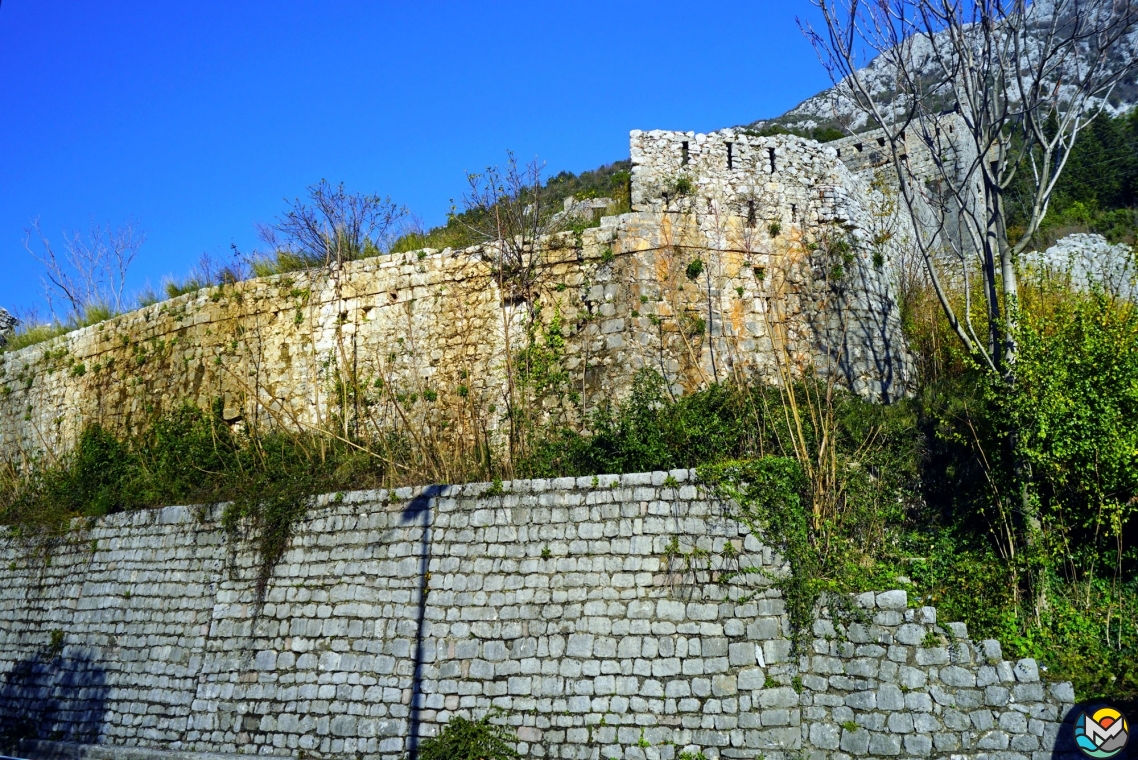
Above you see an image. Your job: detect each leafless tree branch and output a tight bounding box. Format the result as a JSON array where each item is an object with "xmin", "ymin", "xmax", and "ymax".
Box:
[
  {"xmin": 258, "ymin": 180, "xmax": 408, "ymax": 269},
  {"xmin": 23, "ymin": 217, "xmax": 146, "ymax": 323},
  {"xmin": 801, "ymin": 0, "xmax": 1138, "ymax": 378}
]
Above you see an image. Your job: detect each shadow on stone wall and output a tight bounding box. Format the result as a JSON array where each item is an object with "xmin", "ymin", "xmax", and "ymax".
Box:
[
  {"xmin": 1052, "ymin": 699, "xmax": 1138, "ymax": 760},
  {"xmin": 825, "ymin": 262, "xmax": 911, "ymax": 403},
  {"xmin": 0, "ymin": 649, "xmax": 109, "ymax": 755},
  {"xmin": 402, "ymin": 485, "xmax": 443, "ymax": 760}
]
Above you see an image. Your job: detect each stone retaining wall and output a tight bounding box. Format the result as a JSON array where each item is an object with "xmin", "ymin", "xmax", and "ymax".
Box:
[{"xmin": 0, "ymin": 471, "xmax": 1075, "ymax": 760}]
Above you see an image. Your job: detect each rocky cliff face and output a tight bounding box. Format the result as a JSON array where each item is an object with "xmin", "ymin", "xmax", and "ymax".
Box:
[{"xmin": 749, "ymin": 2, "xmax": 1138, "ymax": 135}]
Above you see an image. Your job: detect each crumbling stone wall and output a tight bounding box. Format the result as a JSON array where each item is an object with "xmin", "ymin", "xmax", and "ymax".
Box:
[
  {"xmin": 0, "ymin": 129, "xmax": 914, "ymax": 464},
  {"xmin": 0, "ymin": 471, "xmax": 1075, "ymax": 760}
]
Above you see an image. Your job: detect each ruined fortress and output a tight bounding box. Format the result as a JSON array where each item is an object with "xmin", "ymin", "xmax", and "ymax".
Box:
[
  {"xmin": 0, "ymin": 128, "xmax": 915, "ymax": 464},
  {"xmin": 0, "ymin": 128, "xmax": 1087, "ymax": 760}
]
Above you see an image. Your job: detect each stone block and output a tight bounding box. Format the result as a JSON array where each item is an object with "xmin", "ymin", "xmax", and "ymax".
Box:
[
  {"xmin": 877, "ymin": 684, "xmax": 905, "ymax": 711},
  {"xmin": 894, "ymin": 623, "xmax": 926, "ymax": 646},
  {"xmin": 977, "ymin": 730, "xmax": 1011, "ymax": 750},
  {"xmin": 759, "ymin": 687, "xmax": 799, "ymax": 709},
  {"xmin": 841, "ymin": 727, "xmax": 871, "ymax": 755},
  {"xmin": 729, "ymin": 643, "xmax": 759, "ymax": 667},
  {"xmin": 845, "ymin": 690, "xmax": 877, "ymax": 710},
  {"xmin": 811, "ymin": 723, "xmax": 842, "ymax": 750},
  {"xmin": 738, "ymin": 667, "xmax": 766, "ymax": 691},
  {"xmin": 940, "ymin": 666, "xmax": 977, "ymax": 688},
  {"xmin": 945, "ymin": 621, "xmax": 968, "ymax": 639},
  {"xmin": 1013, "ymin": 658, "xmax": 1040, "ymax": 683},
  {"xmin": 904, "ymin": 733, "xmax": 933, "ymax": 756},
  {"xmin": 1049, "ymin": 682, "xmax": 1075, "ymax": 703},
  {"xmin": 875, "ymin": 590, "xmax": 907, "ymax": 610},
  {"xmin": 868, "ymin": 732, "xmax": 902, "ymax": 755}
]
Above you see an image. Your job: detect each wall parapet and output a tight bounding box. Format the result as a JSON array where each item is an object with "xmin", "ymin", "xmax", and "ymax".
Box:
[{"xmin": 0, "ymin": 470, "xmax": 1076, "ymax": 760}]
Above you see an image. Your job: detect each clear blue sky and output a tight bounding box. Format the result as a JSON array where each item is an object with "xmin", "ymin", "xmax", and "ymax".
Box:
[{"xmin": 0, "ymin": 1, "xmax": 831, "ymax": 320}]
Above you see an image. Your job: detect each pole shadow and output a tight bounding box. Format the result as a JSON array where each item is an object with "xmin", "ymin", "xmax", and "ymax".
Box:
[{"xmin": 401, "ymin": 484, "xmax": 444, "ymax": 760}]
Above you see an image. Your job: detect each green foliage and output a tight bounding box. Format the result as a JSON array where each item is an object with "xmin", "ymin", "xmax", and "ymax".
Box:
[
  {"xmin": 671, "ymin": 175, "xmax": 695, "ymax": 196},
  {"xmin": 0, "ymin": 403, "xmax": 391, "ymax": 602},
  {"xmin": 685, "ymin": 258, "xmax": 705, "ymax": 280},
  {"xmin": 390, "ymin": 161, "xmax": 632, "ymax": 254},
  {"xmin": 1009, "ymin": 110, "xmax": 1138, "ymax": 244},
  {"xmin": 524, "ymin": 370, "xmax": 762, "ymax": 477},
  {"xmin": 416, "ymin": 712, "xmax": 521, "ymax": 760},
  {"xmin": 700, "ymin": 457, "xmax": 816, "ymax": 644},
  {"xmin": 3, "ymin": 323, "xmax": 70, "ymax": 353},
  {"xmin": 165, "ymin": 275, "xmax": 213, "ymax": 299},
  {"xmin": 742, "ymin": 125, "xmax": 846, "ymax": 143},
  {"xmin": 905, "ymin": 279, "xmax": 1138, "ymax": 699},
  {"xmin": 2, "ymin": 304, "xmax": 118, "ymax": 354},
  {"xmin": 47, "ymin": 629, "xmax": 64, "ymax": 658}
]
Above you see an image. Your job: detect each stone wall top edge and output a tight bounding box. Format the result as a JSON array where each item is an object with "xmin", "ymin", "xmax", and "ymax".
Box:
[
  {"xmin": 0, "ymin": 211, "xmax": 764, "ymax": 370},
  {"xmin": 0, "ymin": 220, "xmax": 651, "ymax": 367},
  {"xmin": 631, "ymin": 127, "xmax": 823, "ymax": 145},
  {"xmin": 43, "ymin": 468, "xmax": 704, "ymax": 534}
]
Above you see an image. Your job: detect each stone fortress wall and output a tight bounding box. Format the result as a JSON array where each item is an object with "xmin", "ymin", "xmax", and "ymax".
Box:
[
  {"xmin": 0, "ymin": 128, "xmax": 914, "ymax": 463},
  {"xmin": 0, "ymin": 471, "xmax": 1078, "ymax": 760}
]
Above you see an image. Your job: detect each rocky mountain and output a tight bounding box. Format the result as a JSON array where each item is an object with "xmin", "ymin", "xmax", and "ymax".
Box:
[{"xmin": 748, "ymin": 3, "xmax": 1138, "ymax": 135}]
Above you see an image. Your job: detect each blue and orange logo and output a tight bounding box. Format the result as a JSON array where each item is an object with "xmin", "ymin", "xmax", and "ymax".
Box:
[{"xmin": 1074, "ymin": 706, "xmax": 1130, "ymax": 758}]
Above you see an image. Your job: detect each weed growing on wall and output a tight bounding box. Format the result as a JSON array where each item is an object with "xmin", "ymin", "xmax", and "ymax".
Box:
[
  {"xmin": 416, "ymin": 711, "xmax": 521, "ymax": 760},
  {"xmin": 0, "ymin": 404, "xmax": 392, "ymax": 601}
]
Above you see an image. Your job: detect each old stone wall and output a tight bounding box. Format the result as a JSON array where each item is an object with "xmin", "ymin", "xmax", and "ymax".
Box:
[
  {"xmin": 0, "ymin": 131, "xmax": 915, "ymax": 464},
  {"xmin": 0, "ymin": 471, "xmax": 1076, "ymax": 760}
]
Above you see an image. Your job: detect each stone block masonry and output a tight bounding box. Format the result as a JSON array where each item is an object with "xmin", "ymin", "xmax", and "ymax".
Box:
[{"xmin": 0, "ymin": 471, "xmax": 1075, "ymax": 760}]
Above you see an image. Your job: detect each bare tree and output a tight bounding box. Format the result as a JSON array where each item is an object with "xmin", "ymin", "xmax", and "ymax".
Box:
[
  {"xmin": 800, "ymin": 0, "xmax": 1138, "ymax": 592},
  {"xmin": 455, "ymin": 152, "xmax": 569, "ymax": 471},
  {"xmin": 459, "ymin": 152, "xmax": 564, "ymax": 302},
  {"xmin": 801, "ymin": 0, "xmax": 1137, "ymax": 378},
  {"xmin": 257, "ymin": 180, "xmax": 407, "ymax": 268},
  {"xmin": 24, "ymin": 217, "xmax": 146, "ymax": 323}
]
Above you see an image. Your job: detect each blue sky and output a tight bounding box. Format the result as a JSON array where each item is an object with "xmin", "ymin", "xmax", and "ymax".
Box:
[{"xmin": 0, "ymin": 1, "xmax": 831, "ymax": 320}]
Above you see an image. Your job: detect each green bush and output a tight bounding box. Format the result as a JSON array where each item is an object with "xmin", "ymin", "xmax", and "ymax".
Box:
[{"xmin": 416, "ymin": 712, "xmax": 521, "ymax": 760}]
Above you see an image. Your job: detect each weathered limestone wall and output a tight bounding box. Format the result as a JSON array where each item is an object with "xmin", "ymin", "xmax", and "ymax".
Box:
[
  {"xmin": 0, "ymin": 146, "xmax": 914, "ymax": 463},
  {"xmin": 629, "ymin": 129, "xmax": 914, "ymax": 398},
  {"xmin": 0, "ymin": 471, "xmax": 1075, "ymax": 760}
]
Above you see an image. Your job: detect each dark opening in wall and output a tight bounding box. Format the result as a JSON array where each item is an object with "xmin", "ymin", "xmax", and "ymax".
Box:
[
  {"xmin": 768, "ymin": 148, "xmax": 776, "ymax": 173},
  {"xmin": 855, "ymin": 143, "xmax": 864, "ymax": 153},
  {"xmin": 681, "ymin": 141, "xmax": 690, "ymax": 166},
  {"xmin": 791, "ymin": 204, "xmax": 797, "ymax": 222},
  {"xmin": 747, "ymin": 200, "xmax": 756, "ymax": 228},
  {"xmin": 878, "ymin": 137, "xmax": 887, "ymax": 147},
  {"xmin": 726, "ymin": 142, "xmax": 734, "ymax": 169}
]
